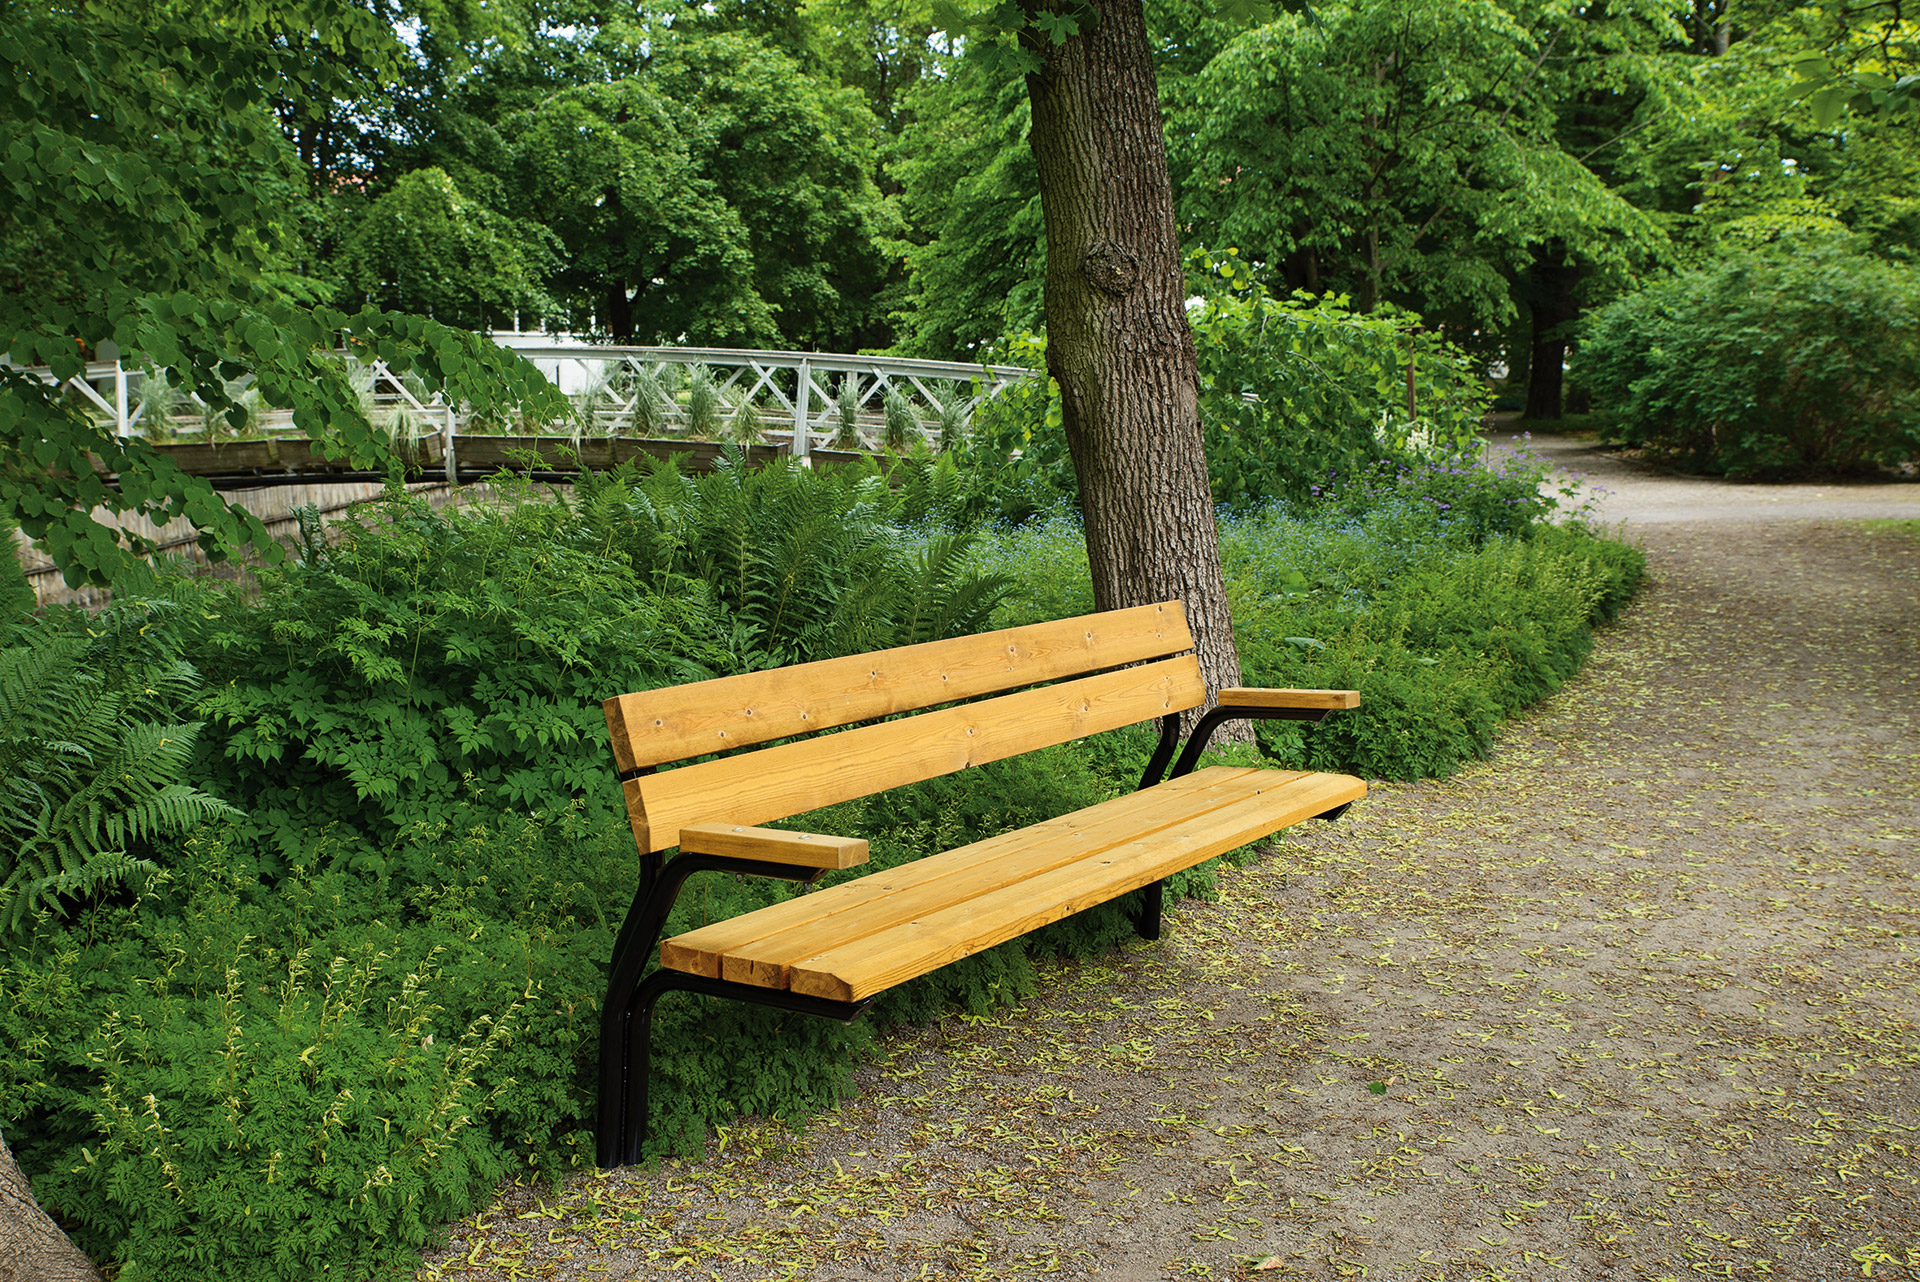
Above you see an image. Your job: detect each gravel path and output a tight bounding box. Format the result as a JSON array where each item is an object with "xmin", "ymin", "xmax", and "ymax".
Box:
[{"xmin": 424, "ymin": 436, "xmax": 1920, "ymax": 1282}]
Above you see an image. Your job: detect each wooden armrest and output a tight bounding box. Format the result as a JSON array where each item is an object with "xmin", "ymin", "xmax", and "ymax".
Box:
[
  {"xmin": 678, "ymin": 823, "xmax": 870, "ymax": 870},
  {"xmin": 1216, "ymin": 687, "xmax": 1362, "ymax": 711}
]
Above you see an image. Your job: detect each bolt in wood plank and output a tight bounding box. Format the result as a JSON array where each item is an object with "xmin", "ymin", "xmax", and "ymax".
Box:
[
  {"xmin": 787, "ymin": 771, "xmax": 1369, "ymax": 1002},
  {"xmin": 627, "ymin": 655, "xmax": 1207, "ymax": 853},
  {"xmin": 604, "ymin": 601, "xmax": 1195, "ymax": 772},
  {"xmin": 659, "ymin": 767, "xmax": 1259, "ymax": 978}
]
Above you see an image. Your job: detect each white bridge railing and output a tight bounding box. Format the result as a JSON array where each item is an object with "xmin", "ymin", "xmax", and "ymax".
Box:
[{"xmin": 29, "ymin": 339, "xmax": 1039, "ymax": 466}]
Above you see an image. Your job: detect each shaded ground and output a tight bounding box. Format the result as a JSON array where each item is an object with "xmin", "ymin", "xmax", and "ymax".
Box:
[{"xmin": 423, "ymin": 436, "xmax": 1920, "ymax": 1282}]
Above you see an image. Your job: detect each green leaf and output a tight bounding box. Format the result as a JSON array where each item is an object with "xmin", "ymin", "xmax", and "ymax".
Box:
[{"xmin": 1810, "ymin": 84, "xmax": 1850, "ymax": 128}]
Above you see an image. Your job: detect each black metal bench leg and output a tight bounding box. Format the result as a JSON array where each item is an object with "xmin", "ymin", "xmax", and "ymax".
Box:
[
  {"xmin": 1132, "ymin": 878, "xmax": 1165, "ymax": 941},
  {"xmin": 600, "ymin": 968, "xmax": 871, "ymax": 1168}
]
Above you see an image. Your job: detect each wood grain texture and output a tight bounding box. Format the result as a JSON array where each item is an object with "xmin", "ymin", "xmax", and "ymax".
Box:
[
  {"xmin": 627, "ymin": 655, "xmax": 1207, "ymax": 854},
  {"xmin": 1216, "ymin": 687, "xmax": 1362, "ymax": 710},
  {"xmin": 604, "ymin": 602, "xmax": 1195, "ymax": 773},
  {"xmin": 657, "ymin": 767, "xmax": 1256, "ymax": 978},
  {"xmin": 678, "ymin": 823, "xmax": 868, "ymax": 870},
  {"xmin": 790, "ymin": 770, "xmax": 1367, "ymax": 1001},
  {"xmin": 715, "ymin": 769, "xmax": 1291, "ymax": 986},
  {"xmin": 656, "ymin": 767, "xmax": 1369, "ymax": 993}
]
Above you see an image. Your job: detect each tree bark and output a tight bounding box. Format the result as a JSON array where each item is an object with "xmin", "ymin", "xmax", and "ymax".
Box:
[
  {"xmin": 0, "ymin": 1133, "xmax": 103, "ymax": 1282},
  {"xmin": 1523, "ymin": 246, "xmax": 1580, "ymax": 421},
  {"xmin": 1023, "ymin": 0, "xmax": 1244, "ymax": 720}
]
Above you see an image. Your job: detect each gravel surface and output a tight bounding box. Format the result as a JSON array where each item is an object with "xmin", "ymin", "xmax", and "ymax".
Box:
[{"xmin": 422, "ymin": 435, "xmax": 1920, "ymax": 1282}]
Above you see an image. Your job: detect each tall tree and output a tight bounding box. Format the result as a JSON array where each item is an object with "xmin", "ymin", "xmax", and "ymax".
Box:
[
  {"xmin": 1020, "ymin": 0, "xmax": 1243, "ymax": 705},
  {"xmin": 0, "ymin": 1, "xmax": 565, "ymax": 588}
]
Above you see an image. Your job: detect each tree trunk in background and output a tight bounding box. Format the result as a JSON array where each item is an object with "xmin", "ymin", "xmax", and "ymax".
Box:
[
  {"xmin": 0, "ymin": 1134, "xmax": 103, "ymax": 1282},
  {"xmin": 1524, "ymin": 246, "xmax": 1580, "ymax": 421},
  {"xmin": 1024, "ymin": 0, "xmax": 1244, "ymax": 721}
]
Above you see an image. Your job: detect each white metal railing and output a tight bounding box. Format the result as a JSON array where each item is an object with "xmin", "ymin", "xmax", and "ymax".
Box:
[{"xmin": 23, "ymin": 340, "xmax": 1039, "ymax": 466}]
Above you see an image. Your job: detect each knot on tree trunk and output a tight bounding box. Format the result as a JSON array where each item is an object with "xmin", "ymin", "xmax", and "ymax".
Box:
[{"xmin": 1082, "ymin": 240, "xmax": 1142, "ymax": 296}]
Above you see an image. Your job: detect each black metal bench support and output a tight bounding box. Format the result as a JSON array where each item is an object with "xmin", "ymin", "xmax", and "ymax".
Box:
[
  {"xmin": 596, "ymin": 844, "xmax": 872, "ymax": 1168},
  {"xmin": 1125, "ymin": 703, "xmax": 1353, "ymax": 942}
]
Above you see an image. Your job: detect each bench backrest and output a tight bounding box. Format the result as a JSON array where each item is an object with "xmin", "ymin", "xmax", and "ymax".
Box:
[{"xmin": 604, "ymin": 601, "xmax": 1205, "ymax": 854}]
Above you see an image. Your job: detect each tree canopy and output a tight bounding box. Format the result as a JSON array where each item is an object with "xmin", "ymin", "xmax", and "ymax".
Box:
[{"xmin": 5, "ymin": 0, "xmax": 1916, "ymax": 585}]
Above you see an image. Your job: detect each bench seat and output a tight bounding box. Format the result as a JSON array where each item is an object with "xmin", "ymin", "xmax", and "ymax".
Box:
[{"xmin": 662, "ymin": 765, "xmax": 1366, "ymax": 1002}]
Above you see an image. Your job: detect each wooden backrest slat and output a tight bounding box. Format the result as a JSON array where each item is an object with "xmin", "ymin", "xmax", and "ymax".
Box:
[
  {"xmin": 621, "ymin": 654, "xmax": 1207, "ymax": 853},
  {"xmin": 604, "ymin": 601, "xmax": 1193, "ymax": 772}
]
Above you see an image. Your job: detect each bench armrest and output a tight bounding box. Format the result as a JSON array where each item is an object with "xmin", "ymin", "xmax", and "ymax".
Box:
[
  {"xmin": 679, "ymin": 823, "xmax": 870, "ymax": 870},
  {"xmin": 1216, "ymin": 687, "xmax": 1361, "ymax": 712},
  {"xmin": 1145, "ymin": 688, "xmax": 1363, "ymax": 787}
]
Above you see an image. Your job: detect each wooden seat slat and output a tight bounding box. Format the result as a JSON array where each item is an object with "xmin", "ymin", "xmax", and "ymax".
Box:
[
  {"xmin": 659, "ymin": 767, "xmax": 1261, "ymax": 980},
  {"xmin": 606, "ymin": 602, "xmax": 1194, "ymax": 771},
  {"xmin": 698, "ymin": 768, "xmax": 1290, "ymax": 988},
  {"xmin": 788, "ymin": 771, "xmax": 1369, "ymax": 1002},
  {"xmin": 624, "ymin": 654, "xmax": 1207, "ymax": 853}
]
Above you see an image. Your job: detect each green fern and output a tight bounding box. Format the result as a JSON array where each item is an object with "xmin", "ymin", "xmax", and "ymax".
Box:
[{"xmin": 0, "ymin": 614, "xmax": 238, "ymax": 935}]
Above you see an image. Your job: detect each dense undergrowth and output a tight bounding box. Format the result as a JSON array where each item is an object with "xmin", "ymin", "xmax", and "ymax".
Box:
[{"xmin": 1, "ymin": 426, "xmax": 1641, "ymax": 1280}]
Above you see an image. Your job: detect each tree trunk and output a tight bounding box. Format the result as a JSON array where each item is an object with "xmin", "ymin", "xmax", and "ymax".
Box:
[
  {"xmin": 0, "ymin": 1133, "xmax": 103, "ymax": 1282},
  {"xmin": 1023, "ymin": 0, "xmax": 1244, "ymax": 720},
  {"xmin": 1523, "ymin": 247, "xmax": 1580, "ymax": 421}
]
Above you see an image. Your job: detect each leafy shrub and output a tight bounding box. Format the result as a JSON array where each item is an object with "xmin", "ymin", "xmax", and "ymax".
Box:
[
  {"xmin": 0, "ymin": 811, "xmax": 623, "ymax": 1281},
  {"xmin": 1311, "ymin": 436, "xmax": 1599, "ymax": 547},
  {"xmin": 941, "ymin": 286, "xmax": 1493, "ymax": 525},
  {"xmin": 1576, "ymin": 247, "xmax": 1920, "ymax": 478},
  {"xmin": 1222, "ymin": 508, "xmax": 1644, "ymax": 779},
  {"xmin": 193, "ymin": 492, "xmax": 707, "ymax": 868},
  {"xmin": 683, "ymin": 364, "xmax": 720, "ymax": 439},
  {"xmin": 194, "ymin": 456, "xmax": 1012, "ymax": 866},
  {"xmin": 941, "ymin": 336, "xmax": 1079, "ymax": 526},
  {"xmin": 882, "ymin": 385, "xmax": 919, "ymax": 452},
  {"xmin": 0, "ymin": 601, "xmax": 235, "ymax": 933},
  {"xmin": 1189, "ymin": 260, "xmax": 1493, "ymax": 507},
  {"xmin": 573, "ymin": 453, "xmax": 1014, "ymax": 663}
]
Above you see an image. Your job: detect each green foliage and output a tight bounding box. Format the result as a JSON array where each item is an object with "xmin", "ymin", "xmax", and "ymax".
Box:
[
  {"xmin": 0, "ymin": 4, "xmax": 570, "ymax": 587},
  {"xmin": 1189, "ymin": 265, "xmax": 1492, "ymax": 507},
  {"xmin": 944, "ymin": 300, "xmax": 1496, "ymax": 520},
  {"xmin": 0, "ymin": 809, "xmax": 625, "ymax": 1281},
  {"xmin": 192, "ymin": 457, "xmax": 1013, "ymax": 865},
  {"xmin": 1221, "ymin": 508, "xmax": 1644, "ymax": 781},
  {"xmin": 336, "ymin": 167, "xmax": 559, "ymax": 330},
  {"xmin": 647, "ymin": 31, "xmax": 898, "ymax": 351},
  {"xmin": 882, "ymin": 385, "xmax": 920, "ymax": 452},
  {"xmin": 684, "ymin": 364, "xmax": 722, "ymax": 439},
  {"xmin": 490, "ymin": 75, "xmax": 775, "ymax": 344},
  {"xmin": 1170, "ymin": 0, "xmax": 1659, "ymax": 326},
  {"xmin": 575, "ymin": 453, "xmax": 1015, "ymax": 661},
  {"xmin": 938, "ymin": 334, "xmax": 1079, "ymax": 525},
  {"xmin": 832, "ymin": 375, "xmax": 863, "ymax": 449},
  {"xmin": 1576, "ymin": 247, "xmax": 1920, "ymax": 478},
  {"xmin": 0, "ymin": 603, "xmax": 236, "ymax": 935},
  {"xmin": 889, "ymin": 59, "xmax": 1045, "ymax": 358},
  {"xmin": 192, "ymin": 490, "xmax": 705, "ymax": 868}
]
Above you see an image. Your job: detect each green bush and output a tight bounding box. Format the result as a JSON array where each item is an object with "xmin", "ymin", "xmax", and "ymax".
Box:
[
  {"xmin": 1221, "ymin": 509, "xmax": 1644, "ymax": 779},
  {"xmin": 1576, "ymin": 247, "xmax": 1920, "ymax": 478},
  {"xmin": 1189, "ymin": 260, "xmax": 1493, "ymax": 508},
  {"xmin": 935, "ymin": 283, "xmax": 1494, "ymax": 524},
  {"xmin": 0, "ymin": 600, "xmax": 236, "ymax": 934},
  {"xmin": 193, "ymin": 456, "xmax": 1011, "ymax": 866}
]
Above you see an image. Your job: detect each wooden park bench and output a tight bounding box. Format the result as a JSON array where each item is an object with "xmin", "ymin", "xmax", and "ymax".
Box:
[{"xmin": 595, "ymin": 600, "xmax": 1366, "ymax": 1167}]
